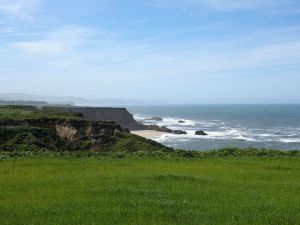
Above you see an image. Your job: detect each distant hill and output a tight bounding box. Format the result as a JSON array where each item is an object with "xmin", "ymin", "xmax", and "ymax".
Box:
[
  {"xmin": 0, "ymin": 93, "xmax": 165, "ymax": 106},
  {"xmin": 0, "ymin": 100, "xmax": 73, "ymax": 107}
]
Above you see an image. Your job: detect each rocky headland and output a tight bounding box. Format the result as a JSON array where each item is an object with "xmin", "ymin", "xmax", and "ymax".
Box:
[{"xmin": 45, "ymin": 106, "xmax": 188, "ymax": 135}]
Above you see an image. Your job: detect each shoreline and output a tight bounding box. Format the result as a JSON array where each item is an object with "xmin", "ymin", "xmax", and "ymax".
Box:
[{"xmin": 131, "ymin": 130, "xmax": 167, "ymax": 139}]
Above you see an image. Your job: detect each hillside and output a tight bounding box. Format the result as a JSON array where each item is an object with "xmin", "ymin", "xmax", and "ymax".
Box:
[{"xmin": 0, "ymin": 106, "xmax": 171, "ymax": 153}]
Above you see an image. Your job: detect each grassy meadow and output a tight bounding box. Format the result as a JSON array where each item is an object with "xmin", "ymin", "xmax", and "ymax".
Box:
[{"xmin": 0, "ymin": 157, "xmax": 299, "ymax": 225}]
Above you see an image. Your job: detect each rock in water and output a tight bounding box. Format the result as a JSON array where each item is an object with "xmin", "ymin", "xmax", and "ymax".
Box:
[
  {"xmin": 178, "ymin": 120, "xmax": 185, "ymax": 123},
  {"xmin": 159, "ymin": 126, "xmax": 172, "ymax": 132},
  {"xmin": 195, "ymin": 130, "xmax": 208, "ymax": 136},
  {"xmin": 173, "ymin": 130, "xmax": 187, "ymax": 135},
  {"xmin": 144, "ymin": 125, "xmax": 187, "ymax": 134},
  {"xmin": 145, "ymin": 117, "xmax": 163, "ymax": 121}
]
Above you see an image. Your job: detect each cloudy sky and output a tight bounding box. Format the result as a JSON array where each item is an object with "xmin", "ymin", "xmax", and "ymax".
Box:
[{"xmin": 0, "ymin": 0, "xmax": 300, "ymax": 103}]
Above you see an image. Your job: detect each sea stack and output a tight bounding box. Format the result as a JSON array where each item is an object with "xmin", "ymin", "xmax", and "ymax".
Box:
[{"xmin": 195, "ymin": 131, "xmax": 208, "ymax": 136}]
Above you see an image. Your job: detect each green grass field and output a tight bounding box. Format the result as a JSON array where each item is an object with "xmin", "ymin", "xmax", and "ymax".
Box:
[{"xmin": 0, "ymin": 157, "xmax": 299, "ymax": 225}]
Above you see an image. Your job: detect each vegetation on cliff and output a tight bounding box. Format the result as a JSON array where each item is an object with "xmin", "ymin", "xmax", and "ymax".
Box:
[
  {"xmin": 0, "ymin": 106, "xmax": 171, "ymax": 154},
  {"xmin": 0, "ymin": 105, "xmax": 80, "ymax": 120}
]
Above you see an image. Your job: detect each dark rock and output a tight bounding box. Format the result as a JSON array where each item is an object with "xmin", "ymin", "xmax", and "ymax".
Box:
[
  {"xmin": 178, "ymin": 120, "xmax": 185, "ymax": 123},
  {"xmin": 173, "ymin": 130, "xmax": 187, "ymax": 135},
  {"xmin": 144, "ymin": 124, "xmax": 159, "ymax": 131},
  {"xmin": 114, "ymin": 130, "xmax": 123, "ymax": 138},
  {"xmin": 144, "ymin": 124, "xmax": 187, "ymax": 135},
  {"xmin": 122, "ymin": 128, "xmax": 131, "ymax": 133},
  {"xmin": 159, "ymin": 126, "xmax": 172, "ymax": 132},
  {"xmin": 195, "ymin": 130, "xmax": 208, "ymax": 136},
  {"xmin": 145, "ymin": 125, "xmax": 172, "ymax": 133},
  {"xmin": 145, "ymin": 117, "xmax": 163, "ymax": 121}
]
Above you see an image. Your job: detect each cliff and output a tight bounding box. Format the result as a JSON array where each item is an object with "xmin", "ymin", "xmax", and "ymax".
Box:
[
  {"xmin": 43, "ymin": 106, "xmax": 187, "ymax": 134},
  {"xmin": 44, "ymin": 106, "xmax": 144, "ymax": 130},
  {"xmin": 0, "ymin": 106, "xmax": 171, "ymax": 153}
]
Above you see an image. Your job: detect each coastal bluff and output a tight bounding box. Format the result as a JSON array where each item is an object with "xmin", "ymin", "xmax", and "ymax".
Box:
[{"xmin": 44, "ymin": 106, "xmax": 144, "ymax": 130}]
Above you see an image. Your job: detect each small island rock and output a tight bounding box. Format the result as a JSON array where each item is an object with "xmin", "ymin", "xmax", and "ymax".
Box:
[
  {"xmin": 173, "ymin": 130, "xmax": 187, "ymax": 135},
  {"xmin": 195, "ymin": 130, "xmax": 208, "ymax": 136},
  {"xmin": 145, "ymin": 117, "xmax": 163, "ymax": 121}
]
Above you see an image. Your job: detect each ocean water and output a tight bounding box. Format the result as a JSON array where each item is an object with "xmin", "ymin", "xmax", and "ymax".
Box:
[{"xmin": 127, "ymin": 105, "xmax": 300, "ymax": 151}]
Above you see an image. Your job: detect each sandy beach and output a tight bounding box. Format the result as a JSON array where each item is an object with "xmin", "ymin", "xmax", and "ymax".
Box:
[{"xmin": 131, "ymin": 130, "xmax": 166, "ymax": 139}]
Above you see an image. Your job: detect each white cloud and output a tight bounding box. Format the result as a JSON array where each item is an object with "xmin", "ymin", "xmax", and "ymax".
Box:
[
  {"xmin": 5, "ymin": 22, "xmax": 300, "ymax": 81},
  {"xmin": 168, "ymin": 40, "xmax": 300, "ymax": 74},
  {"xmin": 10, "ymin": 25, "xmax": 300, "ymax": 76},
  {"xmin": 0, "ymin": 0, "xmax": 42, "ymax": 19},
  {"xmin": 12, "ymin": 26, "xmax": 98, "ymax": 55},
  {"xmin": 13, "ymin": 40, "xmax": 70, "ymax": 54}
]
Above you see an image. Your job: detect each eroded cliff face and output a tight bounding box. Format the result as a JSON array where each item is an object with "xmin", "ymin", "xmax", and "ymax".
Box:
[
  {"xmin": 55, "ymin": 124, "xmax": 78, "ymax": 140},
  {"xmin": 44, "ymin": 106, "xmax": 144, "ymax": 130},
  {"xmin": 0, "ymin": 118, "xmax": 126, "ymax": 142}
]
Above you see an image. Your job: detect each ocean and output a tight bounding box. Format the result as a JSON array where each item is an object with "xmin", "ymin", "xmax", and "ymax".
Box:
[{"xmin": 127, "ymin": 104, "xmax": 300, "ymax": 151}]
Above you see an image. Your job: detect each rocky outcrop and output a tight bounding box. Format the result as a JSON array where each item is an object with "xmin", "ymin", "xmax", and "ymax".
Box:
[
  {"xmin": 143, "ymin": 124, "xmax": 187, "ymax": 135},
  {"xmin": 173, "ymin": 130, "xmax": 187, "ymax": 135},
  {"xmin": 144, "ymin": 125, "xmax": 170, "ymax": 133},
  {"xmin": 145, "ymin": 125, "xmax": 172, "ymax": 133},
  {"xmin": 44, "ymin": 106, "xmax": 144, "ymax": 130},
  {"xmin": 55, "ymin": 124, "xmax": 79, "ymax": 140},
  {"xmin": 195, "ymin": 131, "xmax": 208, "ymax": 136},
  {"xmin": 56, "ymin": 120, "xmax": 125, "ymax": 141}
]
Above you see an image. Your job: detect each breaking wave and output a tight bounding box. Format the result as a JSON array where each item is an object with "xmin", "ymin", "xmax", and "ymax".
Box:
[{"xmin": 134, "ymin": 114, "xmax": 300, "ymax": 144}]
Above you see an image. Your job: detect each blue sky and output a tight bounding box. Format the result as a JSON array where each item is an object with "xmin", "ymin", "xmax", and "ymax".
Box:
[{"xmin": 0, "ymin": 0, "xmax": 300, "ymax": 103}]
